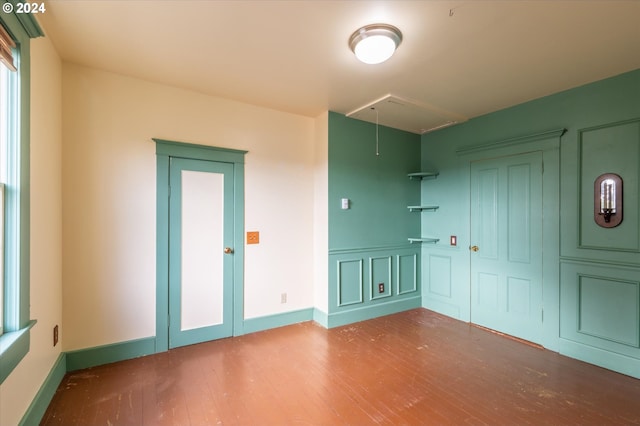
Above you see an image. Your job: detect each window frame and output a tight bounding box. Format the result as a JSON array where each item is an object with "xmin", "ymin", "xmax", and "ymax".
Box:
[
  {"xmin": 0, "ymin": 183, "xmax": 4, "ymax": 335},
  {"xmin": 0, "ymin": 6, "xmax": 43, "ymax": 385}
]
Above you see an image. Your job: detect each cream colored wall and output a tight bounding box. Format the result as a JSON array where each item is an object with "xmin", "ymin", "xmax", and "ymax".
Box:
[
  {"xmin": 0, "ymin": 36, "xmax": 63, "ymax": 426},
  {"xmin": 62, "ymin": 63, "xmax": 316, "ymax": 350},
  {"xmin": 313, "ymin": 112, "xmax": 328, "ymax": 313},
  {"xmin": 242, "ymin": 111, "xmax": 316, "ymax": 319}
]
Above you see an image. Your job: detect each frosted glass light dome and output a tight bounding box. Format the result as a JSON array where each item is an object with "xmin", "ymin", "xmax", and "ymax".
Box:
[{"xmin": 349, "ymin": 24, "xmax": 402, "ymax": 65}]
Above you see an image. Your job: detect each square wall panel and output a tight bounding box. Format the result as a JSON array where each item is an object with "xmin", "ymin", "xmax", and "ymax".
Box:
[
  {"xmin": 578, "ymin": 120, "xmax": 640, "ymax": 251},
  {"xmin": 560, "ymin": 261, "xmax": 640, "ymax": 355},
  {"xmin": 337, "ymin": 259, "xmax": 363, "ymax": 307},
  {"xmin": 370, "ymin": 256, "xmax": 392, "ymax": 300},
  {"xmin": 428, "ymin": 255, "xmax": 451, "ymax": 298},
  {"xmin": 398, "ymin": 253, "xmax": 418, "ymax": 295},
  {"xmin": 578, "ymin": 275, "xmax": 639, "ymax": 347}
]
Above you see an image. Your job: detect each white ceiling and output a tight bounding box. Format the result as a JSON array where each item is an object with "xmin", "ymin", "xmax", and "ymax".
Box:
[{"xmin": 38, "ymin": 0, "xmax": 640, "ymax": 134}]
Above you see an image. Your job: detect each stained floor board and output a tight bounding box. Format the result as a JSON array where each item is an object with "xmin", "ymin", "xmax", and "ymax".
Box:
[{"xmin": 41, "ymin": 309, "xmax": 640, "ymax": 425}]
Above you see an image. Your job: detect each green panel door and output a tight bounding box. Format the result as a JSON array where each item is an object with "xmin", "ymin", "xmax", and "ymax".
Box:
[
  {"xmin": 470, "ymin": 151, "xmax": 543, "ymax": 344},
  {"xmin": 169, "ymin": 157, "xmax": 235, "ymax": 348}
]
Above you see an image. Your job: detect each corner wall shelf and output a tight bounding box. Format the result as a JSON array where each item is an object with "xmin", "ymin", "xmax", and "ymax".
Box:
[
  {"xmin": 408, "ymin": 205, "xmax": 439, "ymax": 212},
  {"xmin": 408, "ymin": 237, "xmax": 439, "ymax": 244},
  {"xmin": 407, "ymin": 171, "xmax": 440, "ymax": 245},
  {"xmin": 408, "ymin": 171, "xmax": 439, "ymax": 180}
]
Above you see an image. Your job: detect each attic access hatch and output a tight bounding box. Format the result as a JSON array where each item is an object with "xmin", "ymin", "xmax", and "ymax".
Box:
[{"xmin": 346, "ymin": 94, "xmax": 467, "ymax": 134}]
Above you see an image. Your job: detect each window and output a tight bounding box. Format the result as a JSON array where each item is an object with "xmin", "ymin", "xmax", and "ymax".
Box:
[
  {"xmin": 0, "ymin": 64, "xmax": 7, "ymax": 336},
  {"xmin": 0, "ymin": 36, "xmax": 16, "ymax": 337},
  {"xmin": 0, "ymin": 179, "xmax": 3, "ymax": 334},
  {"xmin": 0, "ymin": 11, "xmax": 43, "ymax": 384}
]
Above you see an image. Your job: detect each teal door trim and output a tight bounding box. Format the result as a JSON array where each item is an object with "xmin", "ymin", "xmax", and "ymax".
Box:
[
  {"xmin": 462, "ymin": 129, "xmax": 564, "ymax": 351},
  {"xmin": 455, "ymin": 128, "xmax": 566, "ymax": 156},
  {"xmin": 470, "ymin": 151, "xmax": 544, "ymax": 344},
  {"xmin": 154, "ymin": 139, "xmax": 247, "ymax": 352}
]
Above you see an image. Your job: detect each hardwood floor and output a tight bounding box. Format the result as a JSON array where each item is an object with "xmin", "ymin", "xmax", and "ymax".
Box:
[{"xmin": 41, "ymin": 308, "xmax": 640, "ymax": 425}]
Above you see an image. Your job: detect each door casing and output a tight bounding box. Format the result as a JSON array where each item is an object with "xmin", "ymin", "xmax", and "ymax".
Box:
[
  {"xmin": 456, "ymin": 129, "xmax": 563, "ymax": 351},
  {"xmin": 155, "ymin": 139, "xmax": 247, "ymax": 353},
  {"xmin": 470, "ymin": 151, "xmax": 543, "ymax": 344}
]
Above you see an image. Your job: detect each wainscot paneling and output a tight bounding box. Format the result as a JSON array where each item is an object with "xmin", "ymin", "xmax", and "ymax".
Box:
[
  {"xmin": 428, "ymin": 254, "xmax": 452, "ymax": 298},
  {"xmin": 560, "ymin": 261, "xmax": 640, "ymax": 377},
  {"xmin": 328, "ymin": 245, "xmax": 421, "ymax": 327},
  {"xmin": 370, "ymin": 256, "xmax": 392, "ymax": 300},
  {"xmin": 577, "ymin": 119, "xmax": 640, "ymax": 255},
  {"xmin": 397, "ymin": 253, "xmax": 418, "ymax": 295},
  {"xmin": 337, "ymin": 259, "xmax": 363, "ymax": 307},
  {"xmin": 421, "ymin": 248, "xmax": 464, "ymax": 321}
]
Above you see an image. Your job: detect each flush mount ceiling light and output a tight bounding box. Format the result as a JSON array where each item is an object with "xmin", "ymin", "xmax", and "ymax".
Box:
[{"xmin": 349, "ymin": 23, "xmax": 403, "ymax": 65}]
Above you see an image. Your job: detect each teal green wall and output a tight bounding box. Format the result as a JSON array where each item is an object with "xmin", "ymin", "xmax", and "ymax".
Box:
[
  {"xmin": 421, "ymin": 68, "xmax": 640, "ymax": 378},
  {"xmin": 328, "ymin": 111, "xmax": 421, "ymax": 249},
  {"xmin": 326, "ymin": 112, "xmax": 422, "ymax": 326}
]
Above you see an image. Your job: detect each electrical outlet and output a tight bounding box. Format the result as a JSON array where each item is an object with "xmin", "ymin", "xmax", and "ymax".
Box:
[
  {"xmin": 53, "ymin": 325, "xmax": 59, "ymax": 347},
  {"xmin": 378, "ymin": 283, "xmax": 385, "ymax": 293},
  {"xmin": 450, "ymin": 235, "xmax": 457, "ymax": 246},
  {"xmin": 281, "ymin": 293, "xmax": 287, "ymax": 304}
]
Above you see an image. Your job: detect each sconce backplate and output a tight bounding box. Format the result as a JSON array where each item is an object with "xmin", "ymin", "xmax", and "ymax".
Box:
[{"xmin": 594, "ymin": 173, "xmax": 623, "ymax": 228}]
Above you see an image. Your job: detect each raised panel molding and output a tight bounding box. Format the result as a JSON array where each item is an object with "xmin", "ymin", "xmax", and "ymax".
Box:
[
  {"xmin": 428, "ymin": 254, "xmax": 451, "ymax": 298},
  {"xmin": 476, "ymin": 273, "xmax": 499, "ymax": 309},
  {"xmin": 506, "ymin": 277, "xmax": 531, "ymax": 316},
  {"xmin": 337, "ymin": 259, "xmax": 363, "ymax": 307},
  {"xmin": 577, "ymin": 119, "xmax": 640, "ymax": 253},
  {"xmin": 578, "ymin": 275, "xmax": 639, "ymax": 347},
  {"xmin": 477, "ymin": 168, "xmax": 499, "ymax": 260},
  {"xmin": 398, "ymin": 253, "xmax": 418, "ymax": 295},
  {"xmin": 507, "ymin": 164, "xmax": 532, "ymax": 263},
  {"xmin": 327, "ymin": 246, "xmax": 421, "ymax": 328},
  {"xmin": 370, "ymin": 256, "xmax": 392, "ymax": 300},
  {"xmin": 329, "ymin": 245, "xmax": 421, "ymax": 313},
  {"xmin": 560, "ymin": 261, "xmax": 640, "ymax": 359}
]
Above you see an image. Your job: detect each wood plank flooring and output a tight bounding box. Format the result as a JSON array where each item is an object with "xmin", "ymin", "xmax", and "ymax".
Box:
[{"xmin": 41, "ymin": 309, "xmax": 640, "ymax": 425}]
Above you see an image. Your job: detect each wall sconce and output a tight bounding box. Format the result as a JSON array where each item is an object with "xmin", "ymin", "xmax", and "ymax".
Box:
[{"xmin": 594, "ymin": 173, "xmax": 622, "ymax": 228}]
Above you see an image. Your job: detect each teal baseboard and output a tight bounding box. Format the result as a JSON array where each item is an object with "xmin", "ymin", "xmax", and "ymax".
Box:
[
  {"xmin": 313, "ymin": 308, "xmax": 329, "ymax": 328},
  {"xmin": 242, "ymin": 308, "xmax": 314, "ymax": 334},
  {"xmin": 65, "ymin": 310, "xmax": 319, "ymax": 373},
  {"xmin": 22, "ymin": 305, "xmax": 421, "ymax": 425},
  {"xmin": 325, "ymin": 296, "xmax": 422, "ymax": 328},
  {"xmin": 19, "ymin": 353, "xmax": 66, "ymax": 426},
  {"xmin": 422, "ymin": 297, "xmax": 464, "ymax": 321},
  {"xmin": 65, "ymin": 336, "xmax": 157, "ymax": 372},
  {"xmin": 559, "ymin": 338, "xmax": 640, "ymax": 380}
]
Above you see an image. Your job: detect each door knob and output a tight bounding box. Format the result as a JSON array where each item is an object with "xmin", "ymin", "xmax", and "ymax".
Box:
[
  {"xmin": 470, "ymin": 245, "xmax": 479, "ymax": 252},
  {"xmin": 224, "ymin": 247, "xmax": 234, "ymax": 254}
]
